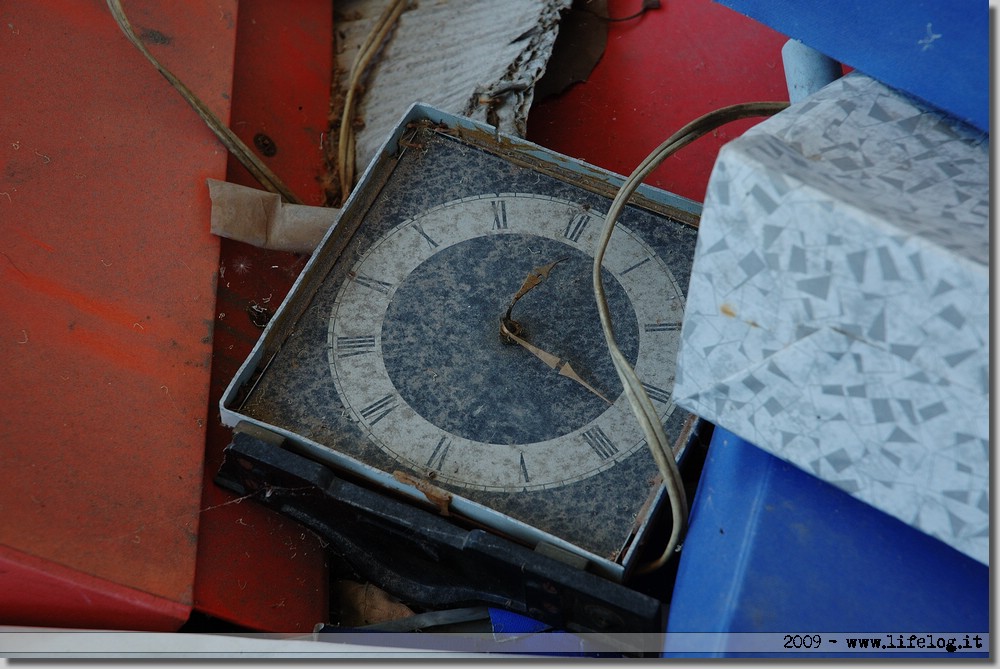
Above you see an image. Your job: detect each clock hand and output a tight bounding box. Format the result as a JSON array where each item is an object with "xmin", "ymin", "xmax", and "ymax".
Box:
[
  {"xmin": 499, "ymin": 318, "xmax": 612, "ymax": 405},
  {"xmin": 501, "ymin": 257, "xmax": 567, "ymax": 327},
  {"xmin": 499, "ymin": 256, "xmax": 611, "ymax": 403}
]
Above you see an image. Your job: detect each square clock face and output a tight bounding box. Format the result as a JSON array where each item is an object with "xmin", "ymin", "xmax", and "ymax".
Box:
[{"xmin": 221, "ymin": 104, "xmax": 700, "ymax": 581}]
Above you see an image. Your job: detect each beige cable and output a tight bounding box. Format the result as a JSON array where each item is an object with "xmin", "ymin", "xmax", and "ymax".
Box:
[
  {"xmin": 106, "ymin": 0, "xmax": 302, "ymax": 204},
  {"xmin": 338, "ymin": 0, "xmax": 409, "ymax": 201},
  {"xmin": 593, "ymin": 102, "xmax": 789, "ymax": 573}
]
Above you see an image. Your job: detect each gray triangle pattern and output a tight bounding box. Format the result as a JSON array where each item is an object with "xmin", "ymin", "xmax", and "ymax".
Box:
[{"xmin": 674, "ymin": 73, "xmax": 988, "ymax": 565}]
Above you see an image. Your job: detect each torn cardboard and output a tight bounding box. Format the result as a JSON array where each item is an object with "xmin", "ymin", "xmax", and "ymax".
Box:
[
  {"xmin": 214, "ymin": 0, "xmax": 573, "ymax": 250},
  {"xmin": 335, "ymin": 0, "xmax": 572, "ymax": 180},
  {"xmin": 673, "ymin": 73, "xmax": 989, "ymax": 564}
]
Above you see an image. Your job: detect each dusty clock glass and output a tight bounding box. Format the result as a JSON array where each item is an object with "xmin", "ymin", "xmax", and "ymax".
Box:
[
  {"xmin": 328, "ymin": 193, "xmax": 683, "ymax": 493},
  {"xmin": 227, "ymin": 112, "xmax": 699, "ymax": 576}
]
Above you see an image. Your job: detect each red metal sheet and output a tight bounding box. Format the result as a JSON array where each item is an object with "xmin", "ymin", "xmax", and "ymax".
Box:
[
  {"xmin": 0, "ymin": 0, "xmax": 235, "ymax": 630},
  {"xmin": 192, "ymin": 0, "xmax": 333, "ymax": 632},
  {"xmin": 0, "ymin": 546, "xmax": 190, "ymax": 631},
  {"xmin": 527, "ymin": 0, "xmax": 791, "ymax": 203}
]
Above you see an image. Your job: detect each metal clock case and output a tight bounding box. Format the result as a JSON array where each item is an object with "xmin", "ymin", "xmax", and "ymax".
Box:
[{"xmin": 219, "ymin": 104, "xmax": 701, "ymax": 585}]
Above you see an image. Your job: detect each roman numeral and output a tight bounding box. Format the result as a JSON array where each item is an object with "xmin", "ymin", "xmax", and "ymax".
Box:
[
  {"xmin": 644, "ymin": 322, "xmax": 682, "ymax": 332},
  {"xmin": 519, "ymin": 452, "xmax": 530, "ymax": 483},
  {"xmin": 564, "ymin": 213, "xmax": 590, "ymax": 243},
  {"xmin": 335, "ymin": 335, "xmax": 376, "ymax": 358},
  {"xmin": 582, "ymin": 426, "xmax": 618, "ymax": 460},
  {"xmin": 411, "ymin": 222, "xmax": 439, "ymax": 249},
  {"xmin": 425, "ymin": 436, "xmax": 451, "ymax": 470},
  {"xmin": 491, "ymin": 199, "xmax": 508, "ymax": 230},
  {"xmin": 621, "ymin": 257, "xmax": 651, "ymax": 275},
  {"xmin": 351, "ymin": 273, "xmax": 393, "ymax": 295},
  {"xmin": 359, "ymin": 394, "xmax": 397, "ymax": 425},
  {"xmin": 641, "ymin": 381, "xmax": 672, "ymax": 404}
]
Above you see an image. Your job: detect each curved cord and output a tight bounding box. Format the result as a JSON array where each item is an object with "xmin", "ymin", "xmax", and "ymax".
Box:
[
  {"xmin": 106, "ymin": 0, "xmax": 302, "ymax": 204},
  {"xmin": 594, "ymin": 102, "xmax": 789, "ymax": 573},
  {"xmin": 338, "ymin": 0, "xmax": 408, "ymax": 201}
]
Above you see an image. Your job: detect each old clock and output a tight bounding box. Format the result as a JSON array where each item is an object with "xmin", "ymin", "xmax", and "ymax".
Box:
[{"xmin": 218, "ymin": 104, "xmax": 702, "ymax": 634}]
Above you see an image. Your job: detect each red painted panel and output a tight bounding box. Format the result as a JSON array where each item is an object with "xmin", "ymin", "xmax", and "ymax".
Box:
[
  {"xmin": 0, "ymin": 547, "xmax": 189, "ymax": 631},
  {"xmin": 192, "ymin": 0, "xmax": 333, "ymax": 632},
  {"xmin": 528, "ymin": 0, "xmax": 791, "ymax": 203},
  {"xmin": 0, "ymin": 1, "xmax": 236, "ymax": 630},
  {"xmin": 223, "ymin": 0, "xmax": 335, "ymax": 207}
]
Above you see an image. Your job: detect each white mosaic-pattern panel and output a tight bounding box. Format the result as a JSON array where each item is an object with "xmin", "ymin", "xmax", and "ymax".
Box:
[{"xmin": 674, "ymin": 73, "xmax": 988, "ymax": 564}]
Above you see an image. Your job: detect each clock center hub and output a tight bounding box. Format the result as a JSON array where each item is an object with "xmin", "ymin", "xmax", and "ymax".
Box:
[{"xmin": 380, "ymin": 233, "xmax": 639, "ymax": 445}]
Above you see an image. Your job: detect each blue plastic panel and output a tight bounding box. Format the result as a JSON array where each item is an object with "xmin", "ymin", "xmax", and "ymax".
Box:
[
  {"xmin": 715, "ymin": 0, "xmax": 987, "ymax": 131},
  {"xmin": 665, "ymin": 428, "xmax": 988, "ymax": 657}
]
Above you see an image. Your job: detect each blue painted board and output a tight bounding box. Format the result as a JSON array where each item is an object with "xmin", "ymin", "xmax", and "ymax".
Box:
[
  {"xmin": 665, "ymin": 428, "xmax": 988, "ymax": 658},
  {"xmin": 715, "ymin": 0, "xmax": 988, "ymax": 131}
]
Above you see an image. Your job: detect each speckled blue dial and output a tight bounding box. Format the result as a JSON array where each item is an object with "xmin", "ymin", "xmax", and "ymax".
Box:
[{"xmin": 329, "ymin": 194, "xmax": 683, "ymax": 492}]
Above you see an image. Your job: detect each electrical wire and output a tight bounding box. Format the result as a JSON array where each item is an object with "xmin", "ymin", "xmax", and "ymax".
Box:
[
  {"xmin": 105, "ymin": 0, "xmax": 302, "ymax": 204},
  {"xmin": 338, "ymin": 0, "xmax": 408, "ymax": 202},
  {"xmin": 593, "ymin": 101, "xmax": 789, "ymax": 573}
]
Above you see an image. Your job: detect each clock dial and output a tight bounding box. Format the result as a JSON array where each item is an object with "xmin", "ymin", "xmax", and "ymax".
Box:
[
  {"xmin": 233, "ymin": 121, "xmax": 698, "ymax": 568},
  {"xmin": 328, "ymin": 194, "xmax": 683, "ymax": 492}
]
